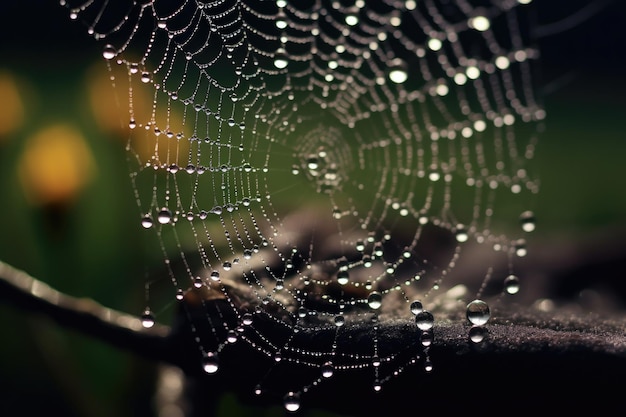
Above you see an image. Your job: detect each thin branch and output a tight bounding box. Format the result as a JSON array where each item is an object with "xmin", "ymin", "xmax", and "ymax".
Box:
[{"xmin": 0, "ymin": 259, "xmax": 171, "ymax": 362}]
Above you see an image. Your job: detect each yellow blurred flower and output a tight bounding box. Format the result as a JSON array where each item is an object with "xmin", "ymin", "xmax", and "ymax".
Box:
[
  {"xmin": 18, "ymin": 124, "xmax": 96, "ymax": 207},
  {"xmin": 0, "ymin": 70, "xmax": 25, "ymax": 141}
]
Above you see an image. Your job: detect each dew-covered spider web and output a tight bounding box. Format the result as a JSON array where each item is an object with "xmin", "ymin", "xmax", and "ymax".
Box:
[{"xmin": 61, "ymin": 0, "xmax": 543, "ymax": 411}]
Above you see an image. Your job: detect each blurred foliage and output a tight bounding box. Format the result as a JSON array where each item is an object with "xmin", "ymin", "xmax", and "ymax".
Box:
[{"xmin": 0, "ymin": 1, "xmax": 624, "ymax": 417}]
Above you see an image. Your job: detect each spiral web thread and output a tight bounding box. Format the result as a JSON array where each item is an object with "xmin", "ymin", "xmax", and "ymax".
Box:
[{"xmin": 61, "ymin": 0, "xmax": 542, "ymax": 410}]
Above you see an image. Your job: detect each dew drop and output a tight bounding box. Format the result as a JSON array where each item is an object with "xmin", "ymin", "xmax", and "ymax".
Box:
[
  {"xmin": 141, "ymin": 215, "xmax": 153, "ymax": 229},
  {"xmin": 175, "ymin": 289, "xmax": 184, "ymax": 300},
  {"xmin": 504, "ymin": 274, "xmax": 520, "ymax": 294},
  {"xmin": 455, "ymin": 225, "xmax": 469, "ymax": 242},
  {"xmin": 334, "ymin": 314, "xmax": 345, "ymax": 327},
  {"xmin": 321, "ymin": 362, "xmax": 334, "ymax": 378},
  {"xmin": 515, "ymin": 240, "xmax": 527, "ymax": 257},
  {"xmin": 415, "ymin": 310, "xmax": 434, "ymax": 330},
  {"xmin": 345, "ymin": 14, "xmax": 359, "ymax": 26},
  {"xmin": 202, "ymin": 352, "xmax": 219, "ymax": 374},
  {"xmin": 466, "ymin": 299, "xmax": 490, "ymax": 325},
  {"xmin": 284, "ymin": 392, "xmax": 300, "ymax": 412},
  {"xmin": 226, "ymin": 329, "xmax": 238, "ymax": 343},
  {"xmin": 337, "ymin": 270, "xmax": 349, "ymax": 286},
  {"xmin": 242, "ymin": 313, "xmax": 253, "ymax": 326},
  {"xmin": 420, "ymin": 330, "xmax": 433, "ymax": 347},
  {"xmin": 141, "ymin": 309, "xmax": 155, "ymax": 328},
  {"xmin": 274, "ymin": 57, "xmax": 288, "ymax": 69},
  {"xmin": 520, "ymin": 210, "xmax": 536, "ymax": 232},
  {"xmin": 469, "ymin": 16, "xmax": 490, "ymax": 32},
  {"xmin": 469, "ymin": 325, "xmax": 488, "ymax": 343},
  {"xmin": 388, "ymin": 59, "xmax": 408, "ymax": 84},
  {"xmin": 408, "ymin": 300, "xmax": 423, "ymax": 315},
  {"xmin": 223, "ymin": 262, "xmax": 232, "ymax": 271},
  {"xmin": 102, "ymin": 44, "xmax": 117, "ymax": 60},
  {"xmin": 210, "ymin": 270, "xmax": 220, "ymax": 281},
  {"xmin": 367, "ymin": 292, "xmax": 383, "ymax": 309},
  {"xmin": 141, "ymin": 72, "xmax": 151, "ymax": 83},
  {"xmin": 193, "ymin": 276, "xmax": 203, "ymax": 288},
  {"xmin": 157, "ymin": 208, "xmax": 172, "ymax": 224}
]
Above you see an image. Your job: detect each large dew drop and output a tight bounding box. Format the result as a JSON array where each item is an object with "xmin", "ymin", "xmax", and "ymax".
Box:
[
  {"xmin": 504, "ymin": 274, "xmax": 520, "ymax": 294},
  {"xmin": 321, "ymin": 361, "xmax": 334, "ymax": 378},
  {"xmin": 140, "ymin": 309, "xmax": 155, "ymax": 328},
  {"xmin": 466, "ymin": 299, "xmax": 490, "ymax": 325},
  {"xmin": 157, "ymin": 208, "xmax": 172, "ymax": 224},
  {"xmin": 367, "ymin": 292, "xmax": 383, "ymax": 309},
  {"xmin": 202, "ymin": 352, "xmax": 219, "ymax": 374},
  {"xmin": 102, "ymin": 44, "xmax": 117, "ymax": 60},
  {"xmin": 468, "ymin": 325, "xmax": 488, "ymax": 343},
  {"xmin": 415, "ymin": 310, "xmax": 434, "ymax": 330},
  {"xmin": 140, "ymin": 215, "xmax": 153, "ymax": 229},
  {"xmin": 410, "ymin": 300, "xmax": 423, "ymax": 315},
  {"xmin": 284, "ymin": 392, "xmax": 300, "ymax": 412},
  {"xmin": 520, "ymin": 210, "xmax": 536, "ymax": 232}
]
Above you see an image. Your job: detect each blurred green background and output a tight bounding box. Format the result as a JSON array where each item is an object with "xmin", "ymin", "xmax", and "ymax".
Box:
[{"xmin": 0, "ymin": 1, "xmax": 625, "ymax": 416}]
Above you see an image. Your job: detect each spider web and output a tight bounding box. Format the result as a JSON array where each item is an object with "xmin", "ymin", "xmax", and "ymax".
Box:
[{"xmin": 61, "ymin": 0, "xmax": 542, "ymax": 411}]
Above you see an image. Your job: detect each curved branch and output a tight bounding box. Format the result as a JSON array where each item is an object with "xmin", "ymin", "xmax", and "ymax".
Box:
[{"xmin": 0, "ymin": 260, "xmax": 171, "ymax": 362}]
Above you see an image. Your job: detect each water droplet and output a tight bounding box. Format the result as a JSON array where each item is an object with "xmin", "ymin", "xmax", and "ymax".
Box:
[
  {"xmin": 415, "ymin": 310, "xmax": 434, "ymax": 330},
  {"xmin": 242, "ymin": 313, "xmax": 253, "ymax": 326},
  {"xmin": 515, "ymin": 240, "xmax": 527, "ymax": 257},
  {"xmin": 193, "ymin": 276, "xmax": 203, "ymax": 288},
  {"xmin": 520, "ymin": 211, "xmax": 536, "ymax": 232},
  {"xmin": 373, "ymin": 380, "xmax": 382, "ymax": 392},
  {"xmin": 141, "ymin": 309, "xmax": 155, "ymax": 328},
  {"xmin": 175, "ymin": 289, "xmax": 184, "ymax": 300},
  {"xmin": 367, "ymin": 292, "xmax": 383, "ymax": 309},
  {"xmin": 321, "ymin": 362, "xmax": 334, "ymax": 378},
  {"xmin": 388, "ymin": 59, "xmax": 408, "ymax": 84},
  {"xmin": 345, "ymin": 14, "xmax": 359, "ymax": 26},
  {"xmin": 334, "ymin": 314, "xmax": 345, "ymax": 327},
  {"xmin": 202, "ymin": 352, "xmax": 219, "ymax": 374},
  {"xmin": 428, "ymin": 38, "xmax": 442, "ymax": 51},
  {"xmin": 337, "ymin": 270, "xmax": 349, "ymax": 285},
  {"xmin": 210, "ymin": 270, "xmax": 220, "ymax": 281},
  {"xmin": 469, "ymin": 16, "xmax": 490, "ymax": 32},
  {"xmin": 284, "ymin": 392, "xmax": 300, "ymax": 412},
  {"xmin": 102, "ymin": 44, "xmax": 117, "ymax": 60},
  {"xmin": 420, "ymin": 330, "xmax": 433, "ymax": 347},
  {"xmin": 223, "ymin": 262, "xmax": 232, "ymax": 271},
  {"xmin": 466, "ymin": 299, "xmax": 490, "ymax": 325},
  {"xmin": 226, "ymin": 329, "xmax": 238, "ymax": 343},
  {"xmin": 141, "ymin": 215, "xmax": 153, "ymax": 229},
  {"xmin": 504, "ymin": 274, "xmax": 520, "ymax": 294},
  {"xmin": 274, "ymin": 57, "xmax": 288, "ymax": 69},
  {"xmin": 157, "ymin": 208, "xmax": 172, "ymax": 224},
  {"xmin": 410, "ymin": 300, "xmax": 423, "ymax": 315},
  {"xmin": 141, "ymin": 72, "xmax": 151, "ymax": 83},
  {"xmin": 455, "ymin": 225, "xmax": 469, "ymax": 242},
  {"xmin": 372, "ymin": 356, "xmax": 381, "ymax": 367},
  {"xmin": 468, "ymin": 325, "xmax": 488, "ymax": 343}
]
